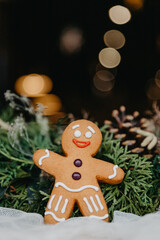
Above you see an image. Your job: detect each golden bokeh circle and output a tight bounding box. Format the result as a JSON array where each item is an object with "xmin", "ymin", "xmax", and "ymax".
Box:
[
  {"xmin": 32, "ymin": 94, "xmax": 62, "ymax": 116},
  {"xmin": 103, "ymin": 30, "xmax": 126, "ymax": 49},
  {"xmin": 93, "ymin": 72, "xmax": 115, "ymax": 92},
  {"xmin": 23, "ymin": 74, "xmax": 44, "ymax": 95},
  {"xmin": 96, "ymin": 63, "xmax": 118, "ymax": 76},
  {"xmin": 41, "ymin": 74, "xmax": 53, "ymax": 94},
  {"xmin": 146, "ymin": 78, "xmax": 160, "ymax": 100},
  {"xmin": 96, "ymin": 70, "xmax": 115, "ymax": 82},
  {"xmin": 15, "ymin": 74, "xmax": 53, "ymax": 97},
  {"xmin": 15, "ymin": 75, "xmax": 26, "ymax": 96},
  {"xmin": 98, "ymin": 48, "xmax": 121, "ymax": 69},
  {"xmin": 48, "ymin": 112, "xmax": 66, "ymax": 124},
  {"xmin": 124, "ymin": 0, "xmax": 144, "ymax": 10},
  {"xmin": 155, "ymin": 69, "xmax": 160, "ymax": 88},
  {"xmin": 109, "ymin": 5, "xmax": 131, "ymax": 25}
]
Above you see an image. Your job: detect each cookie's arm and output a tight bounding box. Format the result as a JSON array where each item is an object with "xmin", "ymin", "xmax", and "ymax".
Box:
[
  {"xmin": 94, "ymin": 159, "xmax": 124, "ymax": 184},
  {"xmin": 33, "ymin": 149, "xmax": 64, "ymax": 176}
]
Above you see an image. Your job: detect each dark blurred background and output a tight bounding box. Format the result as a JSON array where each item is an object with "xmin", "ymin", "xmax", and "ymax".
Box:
[{"xmin": 0, "ymin": 0, "xmax": 160, "ymax": 123}]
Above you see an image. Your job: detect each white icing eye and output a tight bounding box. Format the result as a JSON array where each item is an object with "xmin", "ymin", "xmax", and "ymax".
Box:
[
  {"xmin": 85, "ymin": 131, "xmax": 92, "ymax": 138},
  {"xmin": 74, "ymin": 130, "xmax": 81, "ymax": 138}
]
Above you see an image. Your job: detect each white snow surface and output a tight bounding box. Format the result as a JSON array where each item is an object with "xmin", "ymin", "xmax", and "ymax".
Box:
[{"xmin": 0, "ymin": 207, "xmax": 160, "ymax": 240}]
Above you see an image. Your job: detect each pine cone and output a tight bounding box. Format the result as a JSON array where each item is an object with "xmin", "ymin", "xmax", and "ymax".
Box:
[{"xmin": 104, "ymin": 106, "xmax": 158, "ymax": 158}]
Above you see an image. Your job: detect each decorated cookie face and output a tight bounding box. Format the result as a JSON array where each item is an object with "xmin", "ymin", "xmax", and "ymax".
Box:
[
  {"xmin": 33, "ymin": 119, "xmax": 124, "ymax": 224},
  {"xmin": 62, "ymin": 120, "xmax": 102, "ymax": 156}
]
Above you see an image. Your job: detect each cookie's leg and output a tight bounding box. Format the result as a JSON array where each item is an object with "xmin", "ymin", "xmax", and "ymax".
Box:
[
  {"xmin": 77, "ymin": 189, "xmax": 109, "ymax": 222},
  {"xmin": 44, "ymin": 188, "xmax": 75, "ymax": 224}
]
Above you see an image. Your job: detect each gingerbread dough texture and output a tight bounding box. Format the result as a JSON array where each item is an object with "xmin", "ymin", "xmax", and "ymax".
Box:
[{"xmin": 33, "ymin": 119, "xmax": 125, "ymax": 224}]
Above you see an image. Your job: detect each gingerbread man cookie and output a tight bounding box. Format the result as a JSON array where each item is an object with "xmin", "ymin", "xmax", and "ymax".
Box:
[{"xmin": 33, "ymin": 119, "xmax": 124, "ymax": 224}]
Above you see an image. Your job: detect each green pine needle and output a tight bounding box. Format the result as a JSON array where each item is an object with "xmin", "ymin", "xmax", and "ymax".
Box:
[{"xmin": 0, "ymin": 104, "xmax": 160, "ymax": 221}]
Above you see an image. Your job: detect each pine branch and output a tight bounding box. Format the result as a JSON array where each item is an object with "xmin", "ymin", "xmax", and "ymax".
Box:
[
  {"xmin": 0, "ymin": 146, "xmax": 33, "ymax": 165},
  {"xmin": 0, "ymin": 98, "xmax": 160, "ymax": 221},
  {"xmin": 0, "ymin": 119, "xmax": 10, "ymax": 130}
]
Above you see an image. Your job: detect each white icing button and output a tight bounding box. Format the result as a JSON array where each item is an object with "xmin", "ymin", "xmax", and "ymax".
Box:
[
  {"xmin": 85, "ymin": 131, "xmax": 92, "ymax": 138},
  {"xmin": 74, "ymin": 130, "xmax": 81, "ymax": 138}
]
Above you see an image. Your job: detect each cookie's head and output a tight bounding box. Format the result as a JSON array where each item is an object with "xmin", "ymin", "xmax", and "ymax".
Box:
[{"xmin": 62, "ymin": 119, "xmax": 102, "ymax": 156}]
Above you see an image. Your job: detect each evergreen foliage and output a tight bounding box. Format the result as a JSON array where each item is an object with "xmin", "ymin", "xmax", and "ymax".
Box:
[{"xmin": 0, "ymin": 93, "xmax": 160, "ymax": 221}]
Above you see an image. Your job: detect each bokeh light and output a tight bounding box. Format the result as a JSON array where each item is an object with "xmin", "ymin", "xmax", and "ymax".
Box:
[
  {"xmin": 156, "ymin": 34, "xmax": 160, "ymax": 52},
  {"xmin": 124, "ymin": 0, "xmax": 144, "ymax": 11},
  {"xmin": 98, "ymin": 48, "xmax": 121, "ymax": 69},
  {"xmin": 32, "ymin": 94, "xmax": 62, "ymax": 116},
  {"xmin": 96, "ymin": 70, "xmax": 115, "ymax": 81},
  {"xmin": 15, "ymin": 74, "xmax": 53, "ymax": 97},
  {"xmin": 40, "ymin": 75, "xmax": 53, "ymax": 94},
  {"xmin": 59, "ymin": 26, "xmax": 84, "ymax": 54},
  {"xmin": 92, "ymin": 86, "xmax": 113, "ymax": 98},
  {"xmin": 96, "ymin": 63, "xmax": 118, "ymax": 76},
  {"xmin": 23, "ymin": 74, "xmax": 44, "ymax": 95},
  {"xmin": 146, "ymin": 78, "xmax": 160, "ymax": 100},
  {"xmin": 93, "ymin": 70, "xmax": 115, "ymax": 92},
  {"xmin": 109, "ymin": 5, "xmax": 131, "ymax": 25},
  {"xmin": 103, "ymin": 30, "xmax": 126, "ymax": 49},
  {"xmin": 155, "ymin": 69, "xmax": 160, "ymax": 88},
  {"xmin": 15, "ymin": 75, "xmax": 26, "ymax": 95},
  {"xmin": 49, "ymin": 112, "xmax": 66, "ymax": 124}
]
